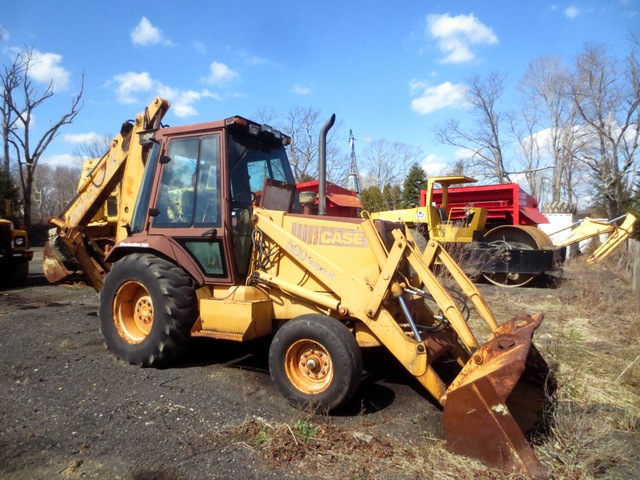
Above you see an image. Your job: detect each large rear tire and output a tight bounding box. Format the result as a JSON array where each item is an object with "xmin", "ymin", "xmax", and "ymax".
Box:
[
  {"xmin": 99, "ymin": 253, "xmax": 198, "ymax": 367},
  {"xmin": 269, "ymin": 315, "xmax": 362, "ymax": 413}
]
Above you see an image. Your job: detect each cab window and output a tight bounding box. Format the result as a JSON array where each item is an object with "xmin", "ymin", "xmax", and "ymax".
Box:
[{"xmin": 154, "ymin": 135, "xmax": 221, "ymax": 228}]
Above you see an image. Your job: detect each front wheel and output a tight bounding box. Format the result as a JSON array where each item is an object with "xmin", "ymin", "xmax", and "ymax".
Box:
[
  {"xmin": 268, "ymin": 315, "xmax": 362, "ymax": 413},
  {"xmin": 99, "ymin": 253, "xmax": 198, "ymax": 367}
]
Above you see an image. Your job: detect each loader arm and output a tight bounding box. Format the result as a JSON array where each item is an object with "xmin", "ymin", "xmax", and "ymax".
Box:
[
  {"xmin": 45, "ymin": 97, "xmax": 171, "ymax": 290},
  {"xmin": 251, "ymin": 206, "xmax": 554, "ymax": 478}
]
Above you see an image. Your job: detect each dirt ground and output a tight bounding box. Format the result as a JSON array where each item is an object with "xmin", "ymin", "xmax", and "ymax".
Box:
[
  {"xmin": 1, "ymin": 249, "xmax": 638, "ymax": 479},
  {"xmin": 1, "ymin": 249, "xmax": 448, "ymax": 480}
]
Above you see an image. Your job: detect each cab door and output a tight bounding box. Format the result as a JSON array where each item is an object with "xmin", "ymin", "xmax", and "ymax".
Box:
[{"xmin": 150, "ymin": 134, "xmax": 228, "ymax": 281}]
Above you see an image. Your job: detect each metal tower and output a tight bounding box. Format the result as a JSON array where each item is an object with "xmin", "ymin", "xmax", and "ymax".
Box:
[{"xmin": 347, "ymin": 129, "xmax": 361, "ymax": 196}]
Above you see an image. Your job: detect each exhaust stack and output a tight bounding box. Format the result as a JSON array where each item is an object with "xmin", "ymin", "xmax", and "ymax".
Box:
[{"xmin": 318, "ymin": 114, "xmax": 336, "ymax": 216}]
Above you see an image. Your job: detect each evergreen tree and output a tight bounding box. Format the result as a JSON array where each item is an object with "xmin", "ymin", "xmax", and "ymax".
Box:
[
  {"xmin": 360, "ymin": 185, "xmax": 384, "ymax": 213},
  {"xmin": 383, "ymin": 184, "xmax": 403, "ymax": 210},
  {"xmin": 0, "ymin": 168, "xmax": 20, "ymax": 219},
  {"xmin": 402, "ymin": 163, "xmax": 427, "ymax": 208}
]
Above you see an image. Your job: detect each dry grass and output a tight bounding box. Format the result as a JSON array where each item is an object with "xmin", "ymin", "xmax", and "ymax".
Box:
[
  {"xmin": 211, "ymin": 252, "xmax": 639, "ymax": 479},
  {"xmin": 484, "ymin": 252, "xmax": 640, "ymax": 479}
]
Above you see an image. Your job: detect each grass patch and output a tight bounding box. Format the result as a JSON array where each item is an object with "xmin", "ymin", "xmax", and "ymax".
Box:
[
  {"xmin": 484, "ymin": 252, "xmax": 640, "ymax": 479},
  {"xmin": 216, "ymin": 415, "xmax": 519, "ymax": 480}
]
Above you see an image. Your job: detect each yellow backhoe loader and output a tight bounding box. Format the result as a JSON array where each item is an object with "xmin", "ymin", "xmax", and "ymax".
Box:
[
  {"xmin": 45, "ymin": 98, "xmax": 556, "ymax": 478},
  {"xmin": 373, "ymin": 176, "xmax": 635, "ymax": 287}
]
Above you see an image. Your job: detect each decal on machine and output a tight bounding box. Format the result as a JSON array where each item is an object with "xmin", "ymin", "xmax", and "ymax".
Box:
[
  {"xmin": 291, "ymin": 223, "xmax": 368, "ymax": 248},
  {"xmin": 286, "ymin": 240, "xmax": 336, "ymax": 280},
  {"xmin": 119, "ymin": 241, "xmax": 150, "ymax": 248}
]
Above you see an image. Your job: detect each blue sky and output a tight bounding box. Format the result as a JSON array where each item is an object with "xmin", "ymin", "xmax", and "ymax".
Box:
[{"xmin": 2, "ymin": 0, "xmax": 638, "ymax": 180}]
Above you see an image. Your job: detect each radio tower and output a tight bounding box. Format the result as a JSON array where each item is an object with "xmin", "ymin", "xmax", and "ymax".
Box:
[{"xmin": 347, "ymin": 129, "xmax": 361, "ymax": 196}]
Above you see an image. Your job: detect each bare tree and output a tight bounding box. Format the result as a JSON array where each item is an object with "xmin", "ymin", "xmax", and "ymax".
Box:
[
  {"xmin": 72, "ymin": 134, "xmax": 113, "ymax": 165},
  {"xmin": 359, "ymin": 139, "xmax": 423, "ymax": 190},
  {"xmin": 447, "ymin": 159, "xmax": 467, "ymax": 176},
  {"xmin": 570, "ymin": 43, "xmax": 640, "ymax": 218},
  {"xmin": 282, "ymin": 106, "xmax": 330, "ymax": 182},
  {"xmin": 31, "ymin": 164, "xmax": 81, "ymax": 222},
  {"xmin": 259, "ymin": 105, "xmax": 347, "ymax": 184},
  {"xmin": 435, "ymin": 71, "xmax": 510, "ymax": 183},
  {"xmin": 513, "ymin": 57, "xmax": 587, "ymax": 206},
  {"xmin": 1, "ymin": 59, "xmax": 20, "ymax": 173},
  {"xmin": 1, "ymin": 47, "xmax": 84, "ymax": 226},
  {"xmin": 253, "ymin": 106, "xmax": 279, "ymax": 126}
]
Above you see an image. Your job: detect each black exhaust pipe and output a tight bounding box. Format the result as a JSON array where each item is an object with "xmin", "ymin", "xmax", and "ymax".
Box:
[{"xmin": 318, "ymin": 114, "xmax": 336, "ymax": 216}]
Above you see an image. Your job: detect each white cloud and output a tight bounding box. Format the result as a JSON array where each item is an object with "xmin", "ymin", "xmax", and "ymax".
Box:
[
  {"xmin": 112, "ymin": 71, "xmax": 154, "ymax": 104},
  {"xmin": 131, "ymin": 17, "xmax": 172, "ymax": 46},
  {"xmin": 427, "ymin": 13, "xmax": 498, "ymax": 64},
  {"xmin": 421, "ymin": 153, "xmax": 449, "ymax": 175},
  {"xmin": 110, "ymin": 71, "xmax": 227, "ymax": 117},
  {"xmin": 410, "ymin": 80, "xmax": 465, "ymax": 115},
  {"xmin": 39, "ymin": 153, "xmax": 77, "ymax": 168},
  {"xmin": 29, "ymin": 50, "xmax": 70, "ymax": 91},
  {"xmin": 63, "ymin": 132, "xmax": 103, "ymax": 144},
  {"xmin": 564, "ymin": 6, "xmax": 580, "ymax": 19},
  {"xmin": 203, "ymin": 61, "xmax": 240, "ymax": 85},
  {"xmin": 156, "ymin": 87, "xmax": 210, "ymax": 117},
  {"xmin": 293, "ymin": 84, "xmax": 310, "ymax": 95}
]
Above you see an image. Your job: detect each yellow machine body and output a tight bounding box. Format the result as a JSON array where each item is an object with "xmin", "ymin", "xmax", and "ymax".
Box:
[{"xmin": 44, "ymin": 99, "xmax": 558, "ymax": 478}]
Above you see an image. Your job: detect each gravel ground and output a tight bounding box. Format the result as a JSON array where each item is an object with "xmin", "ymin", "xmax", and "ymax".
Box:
[{"xmin": 0, "ymin": 249, "xmax": 446, "ymax": 480}]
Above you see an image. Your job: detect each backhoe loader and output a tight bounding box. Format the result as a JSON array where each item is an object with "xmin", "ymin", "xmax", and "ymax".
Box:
[
  {"xmin": 373, "ymin": 176, "xmax": 635, "ymax": 287},
  {"xmin": 45, "ymin": 98, "xmax": 556, "ymax": 478}
]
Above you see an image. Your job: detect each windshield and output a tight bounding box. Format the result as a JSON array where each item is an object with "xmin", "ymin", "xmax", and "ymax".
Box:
[
  {"xmin": 227, "ymin": 132, "xmax": 298, "ymax": 276},
  {"xmin": 227, "ymin": 133, "xmax": 297, "ymax": 205}
]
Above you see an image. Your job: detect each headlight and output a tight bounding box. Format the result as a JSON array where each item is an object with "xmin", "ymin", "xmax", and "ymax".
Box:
[{"xmin": 14, "ymin": 237, "xmax": 25, "ymax": 247}]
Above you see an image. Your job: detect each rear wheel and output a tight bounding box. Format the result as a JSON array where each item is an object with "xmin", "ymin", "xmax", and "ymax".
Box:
[
  {"xmin": 99, "ymin": 253, "xmax": 198, "ymax": 367},
  {"xmin": 269, "ymin": 315, "xmax": 362, "ymax": 412}
]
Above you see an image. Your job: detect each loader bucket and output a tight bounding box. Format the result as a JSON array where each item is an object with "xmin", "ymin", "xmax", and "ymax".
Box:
[
  {"xmin": 442, "ymin": 313, "xmax": 555, "ymax": 479},
  {"xmin": 43, "ymin": 232, "xmax": 77, "ymax": 284}
]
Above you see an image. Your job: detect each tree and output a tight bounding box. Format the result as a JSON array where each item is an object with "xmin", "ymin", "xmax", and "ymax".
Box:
[
  {"xmin": 280, "ymin": 106, "xmax": 345, "ymax": 184},
  {"xmin": 31, "ymin": 164, "xmax": 81, "ymax": 222},
  {"xmin": 1, "ymin": 55, "xmax": 20, "ymax": 173},
  {"xmin": 255, "ymin": 105, "xmax": 348, "ymax": 185},
  {"xmin": 359, "ymin": 185, "xmax": 384, "ymax": 213},
  {"xmin": 72, "ymin": 134, "xmax": 113, "ymax": 163},
  {"xmin": 0, "ymin": 167, "xmax": 20, "ymax": 219},
  {"xmin": 514, "ymin": 57, "xmax": 584, "ymax": 206},
  {"xmin": 0, "ymin": 47, "xmax": 84, "ymax": 227},
  {"xmin": 570, "ymin": 43, "xmax": 640, "ymax": 218},
  {"xmin": 402, "ymin": 162, "xmax": 427, "ymax": 208},
  {"xmin": 382, "ymin": 184, "xmax": 403, "ymax": 210},
  {"xmin": 435, "ymin": 71, "xmax": 510, "ymax": 183},
  {"xmin": 447, "ymin": 159, "xmax": 467, "ymax": 176},
  {"xmin": 360, "ymin": 139, "xmax": 423, "ymax": 190}
]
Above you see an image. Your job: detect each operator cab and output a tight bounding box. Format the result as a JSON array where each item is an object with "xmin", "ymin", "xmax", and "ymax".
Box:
[{"xmin": 129, "ymin": 116, "xmax": 297, "ymax": 286}]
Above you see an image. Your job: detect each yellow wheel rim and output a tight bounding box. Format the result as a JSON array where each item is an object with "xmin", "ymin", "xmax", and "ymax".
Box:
[
  {"xmin": 284, "ymin": 340, "xmax": 333, "ymax": 394},
  {"xmin": 113, "ymin": 280, "xmax": 154, "ymax": 344}
]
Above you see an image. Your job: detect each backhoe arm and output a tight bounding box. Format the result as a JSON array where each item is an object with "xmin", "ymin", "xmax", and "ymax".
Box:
[
  {"xmin": 551, "ymin": 213, "xmax": 636, "ymax": 263},
  {"xmin": 44, "ymin": 97, "xmax": 170, "ymax": 290}
]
